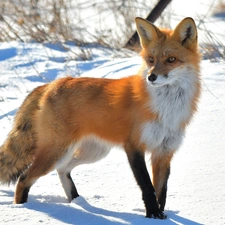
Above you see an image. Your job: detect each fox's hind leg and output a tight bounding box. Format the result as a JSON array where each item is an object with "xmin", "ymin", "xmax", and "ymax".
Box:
[
  {"xmin": 14, "ymin": 147, "xmax": 62, "ymax": 204},
  {"xmin": 57, "ymin": 159, "xmax": 80, "ymax": 202},
  {"xmin": 57, "ymin": 138, "xmax": 112, "ymax": 202},
  {"xmin": 57, "ymin": 171, "xmax": 79, "ymax": 202},
  {"xmin": 151, "ymin": 151, "xmax": 174, "ymax": 211}
]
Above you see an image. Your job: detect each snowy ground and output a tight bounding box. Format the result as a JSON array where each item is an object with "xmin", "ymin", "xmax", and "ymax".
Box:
[{"xmin": 0, "ymin": 40, "xmax": 225, "ymax": 225}]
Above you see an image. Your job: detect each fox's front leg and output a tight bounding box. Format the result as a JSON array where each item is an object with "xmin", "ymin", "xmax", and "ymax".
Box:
[
  {"xmin": 125, "ymin": 143, "xmax": 166, "ymax": 219},
  {"xmin": 151, "ymin": 151, "xmax": 174, "ymax": 211}
]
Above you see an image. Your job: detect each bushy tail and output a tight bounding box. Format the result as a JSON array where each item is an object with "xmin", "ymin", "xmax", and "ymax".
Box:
[
  {"xmin": 0, "ymin": 144, "xmax": 34, "ymax": 185},
  {"xmin": 0, "ymin": 84, "xmax": 47, "ymax": 185}
]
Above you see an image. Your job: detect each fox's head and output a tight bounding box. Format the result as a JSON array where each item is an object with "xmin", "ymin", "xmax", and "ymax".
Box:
[{"xmin": 136, "ymin": 17, "xmax": 201, "ymax": 86}]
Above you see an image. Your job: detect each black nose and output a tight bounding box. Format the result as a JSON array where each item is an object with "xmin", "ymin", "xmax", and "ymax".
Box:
[{"xmin": 148, "ymin": 73, "xmax": 157, "ymax": 82}]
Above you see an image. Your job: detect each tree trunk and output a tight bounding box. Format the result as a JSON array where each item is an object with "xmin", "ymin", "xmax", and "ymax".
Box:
[{"xmin": 125, "ymin": 0, "xmax": 172, "ymax": 49}]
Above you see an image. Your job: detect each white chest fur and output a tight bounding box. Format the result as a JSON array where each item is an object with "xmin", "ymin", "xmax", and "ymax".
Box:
[{"xmin": 140, "ymin": 66, "xmax": 199, "ymax": 152}]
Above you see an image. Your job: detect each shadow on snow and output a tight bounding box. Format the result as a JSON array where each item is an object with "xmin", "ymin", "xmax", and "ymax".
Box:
[{"xmin": 1, "ymin": 190, "xmax": 204, "ymax": 225}]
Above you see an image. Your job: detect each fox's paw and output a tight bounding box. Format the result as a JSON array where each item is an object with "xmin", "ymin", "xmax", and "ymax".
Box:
[{"xmin": 146, "ymin": 210, "xmax": 167, "ymax": 220}]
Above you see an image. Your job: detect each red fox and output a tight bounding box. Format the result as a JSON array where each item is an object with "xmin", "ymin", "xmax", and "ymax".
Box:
[{"xmin": 0, "ymin": 17, "xmax": 201, "ymax": 219}]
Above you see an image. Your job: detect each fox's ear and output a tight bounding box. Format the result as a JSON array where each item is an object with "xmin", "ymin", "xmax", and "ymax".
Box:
[
  {"xmin": 173, "ymin": 17, "xmax": 198, "ymax": 50},
  {"xmin": 135, "ymin": 17, "xmax": 163, "ymax": 48}
]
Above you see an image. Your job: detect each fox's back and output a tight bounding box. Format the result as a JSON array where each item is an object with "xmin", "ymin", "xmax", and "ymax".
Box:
[{"xmin": 34, "ymin": 75, "xmax": 157, "ymax": 146}]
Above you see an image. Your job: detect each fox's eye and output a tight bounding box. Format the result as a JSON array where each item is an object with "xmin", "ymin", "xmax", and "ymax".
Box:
[
  {"xmin": 167, "ymin": 57, "xmax": 176, "ymax": 63},
  {"xmin": 149, "ymin": 57, "xmax": 154, "ymax": 63}
]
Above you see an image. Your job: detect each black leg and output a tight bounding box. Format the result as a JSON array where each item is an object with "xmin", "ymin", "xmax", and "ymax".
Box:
[
  {"xmin": 67, "ymin": 172, "xmax": 79, "ymax": 200},
  {"xmin": 14, "ymin": 173, "xmax": 31, "ymax": 204},
  {"xmin": 158, "ymin": 167, "xmax": 170, "ymax": 211},
  {"xmin": 57, "ymin": 171, "xmax": 79, "ymax": 202},
  {"xmin": 126, "ymin": 150, "xmax": 166, "ymax": 219}
]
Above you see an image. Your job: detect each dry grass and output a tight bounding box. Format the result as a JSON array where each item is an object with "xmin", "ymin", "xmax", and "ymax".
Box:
[
  {"xmin": 0, "ymin": 0, "xmax": 153, "ymax": 45},
  {"xmin": 0, "ymin": 0, "xmax": 158, "ymax": 59},
  {"xmin": 0, "ymin": 0, "xmax": 225, "ymax": 60}
]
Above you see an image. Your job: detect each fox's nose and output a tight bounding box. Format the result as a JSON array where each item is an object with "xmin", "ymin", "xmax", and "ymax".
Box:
[{"xmin": 148, "ymin": 73, "xmax": 157, "ymax": 82}]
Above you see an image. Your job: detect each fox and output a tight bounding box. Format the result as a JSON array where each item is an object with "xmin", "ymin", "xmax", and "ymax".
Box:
[{"xmin": 0, "ymin": 17, "xmax": 201, "ymax": 219}]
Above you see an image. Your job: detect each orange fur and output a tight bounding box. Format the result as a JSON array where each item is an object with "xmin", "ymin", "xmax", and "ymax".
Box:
[
  {"xmin": 35, "ymin": 76, "xmax": 156, "ymax": 147},
  {"xmin": 151, "ymin": 151, "xmax": 174, "ymax": 204}
]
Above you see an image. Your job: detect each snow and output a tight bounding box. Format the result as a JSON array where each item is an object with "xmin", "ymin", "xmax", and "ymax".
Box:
[
  {"xmin": 1, "ymin": 4, "xmax": 225, "ymax": 225},
  {"xmin": 1, "ymin": 42, "xmax": 225, "ymax": 225}
]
